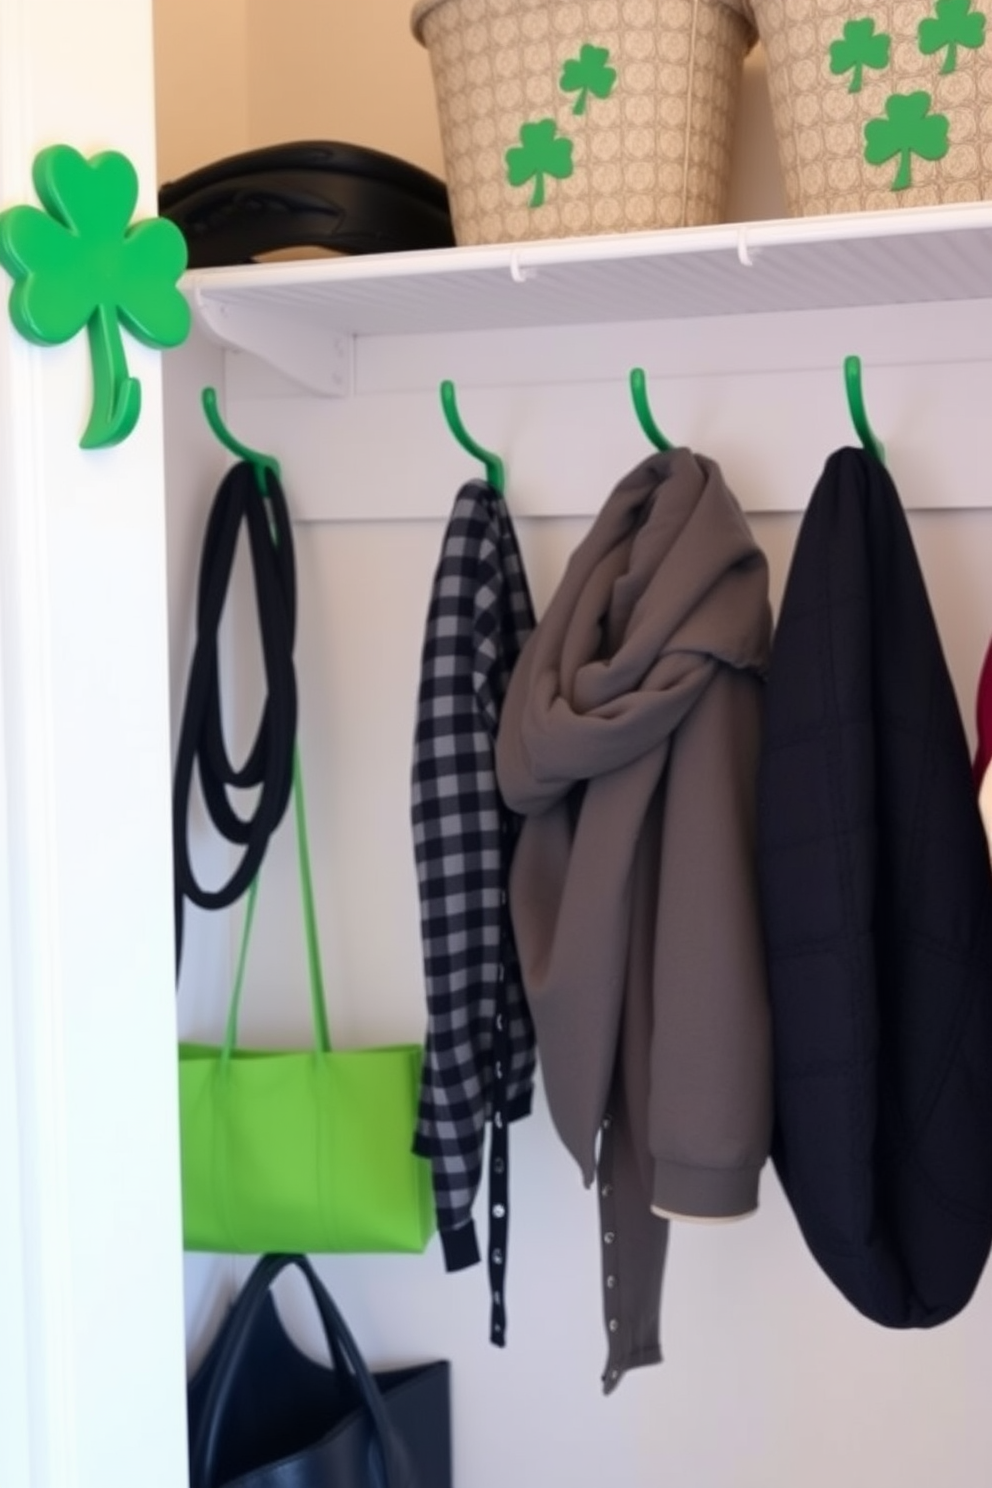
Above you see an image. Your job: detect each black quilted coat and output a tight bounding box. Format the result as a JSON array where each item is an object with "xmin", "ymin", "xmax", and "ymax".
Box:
[{"xmin": 758, "ymin": 446, "xmax": 992, "ymax": 1328}]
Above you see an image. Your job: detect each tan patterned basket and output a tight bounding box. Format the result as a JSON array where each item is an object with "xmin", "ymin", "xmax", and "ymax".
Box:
[
  {"xmin": 745, "ymin": 0, "xmax": 992, "ymax": 215},
  {"xmin": 411, "ymin": 0, "xmax": 757, "ymax": 245}
]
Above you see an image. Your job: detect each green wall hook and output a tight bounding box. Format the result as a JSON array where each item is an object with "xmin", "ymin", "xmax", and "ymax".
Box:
[
  {"xmin": 202, "ymin": 386, "xmax": 281, "ymax": 496},
  {"xmin": 0, "ymin": 143, "xmax": 191, "ymax": 449},
  {"xmin": 440, "ymin": 379, "xmax": 505, "ymax": 494},
  {"xmin": 629, "ymin": 367, "xmax": 673, "ymax": 452},
  {"xmin": 844, "ymin": 354, "xmax": 886, "ymax": 465}
]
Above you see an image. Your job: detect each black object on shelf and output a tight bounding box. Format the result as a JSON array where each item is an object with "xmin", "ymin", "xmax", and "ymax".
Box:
[{"xmin": 159, "ymin": 140, "xmax": 455, "ymax": 268}]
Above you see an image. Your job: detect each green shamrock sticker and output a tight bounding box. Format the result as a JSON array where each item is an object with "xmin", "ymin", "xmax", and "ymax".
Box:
[
  {"xmin": 559, "ymin": 43, "xmax": 617, "ymax": 115},
  {"xmin": 864, "ymin": 91, "xmax": 950, "ymax": 189},
  {"xmin": 0, "ymin": 144, "xmax": 190, "ymax": 449},
  {"xmin": 918, "ymin": 0, "xmax": 986, "ymax": 74},
  {"xmin": 505, "ymin": 120, "xmax": 574, "ymax": 208},
  {"xmin": 828, "ymin": 17, "xmax": 892, "ymax": 92}
]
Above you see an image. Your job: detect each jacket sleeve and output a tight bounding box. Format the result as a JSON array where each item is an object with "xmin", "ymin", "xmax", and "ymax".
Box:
[{"xmin": 648, "ymin": 664, "xmax": 772, "ymax": 1220}]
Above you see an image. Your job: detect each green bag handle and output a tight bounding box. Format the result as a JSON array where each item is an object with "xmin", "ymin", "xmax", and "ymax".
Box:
[{"xmin": 223, "ymin": 744, "xmax": 331, "ymax": 1056}]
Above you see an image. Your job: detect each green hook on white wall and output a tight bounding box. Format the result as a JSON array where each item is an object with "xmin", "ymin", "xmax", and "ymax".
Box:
[
  {"xmin": 845, "ymin": 354, "xmax": 885, "ymax": 465},
  {"xmin": 202, "ymin": 386, "xmax": 281, "ymax": 497},
  {"xmin": 440, "ymin": 379, "xmax": 505, "ymax": 495},
  {"xmin": 629, "ymin": 367, "xmax": 673, "ymax": 452}
]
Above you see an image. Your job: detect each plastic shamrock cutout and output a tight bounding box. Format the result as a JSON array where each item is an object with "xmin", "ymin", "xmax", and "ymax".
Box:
[
  {"xmin": 864, "ymin": 91, "xmax": 950, "ymax": 189},
  {"xmin": 918, "ymin": 0, "xmax": 987, "ymax": 74},
  {"xmin": 828, "ymin": 17, "xmax": 892, "ymax": 92},
  {"xmin": 505, "ymin": 120, "xmax": 574, "ymax": 208},
  {"xmin": 0, "ymin": 144, "xmax": 190, "ymax": 449},
  {"xmin": 559, "ymin": 43, "xmax": 618, "ymax": 115}
]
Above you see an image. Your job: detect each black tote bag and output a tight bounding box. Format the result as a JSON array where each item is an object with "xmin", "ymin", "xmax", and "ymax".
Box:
[{"xmin": 187, "ymin": 1254, "xmax": 452, "ymax": 1488}]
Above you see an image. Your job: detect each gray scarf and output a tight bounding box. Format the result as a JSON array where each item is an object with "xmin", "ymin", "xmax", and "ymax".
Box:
[{"xmin": 496, "ymin": 447, "xmax": 772, "ymax": 1390}]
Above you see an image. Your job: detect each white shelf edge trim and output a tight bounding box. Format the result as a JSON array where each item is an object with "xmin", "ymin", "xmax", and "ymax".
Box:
[
  {"xmin": 184, "ymin": 202, "xmax": 992, "ymax": 394},
  {"xmin": 186, "ymin": 200, "xmax": 992, "ymax": 291}
]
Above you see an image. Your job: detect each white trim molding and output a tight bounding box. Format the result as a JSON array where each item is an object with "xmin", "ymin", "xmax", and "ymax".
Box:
[{"xmin": 0, "ymin": 1, "xmax": 189, "ymax": 1483}]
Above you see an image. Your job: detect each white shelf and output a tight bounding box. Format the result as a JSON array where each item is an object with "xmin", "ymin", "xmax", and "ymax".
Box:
[{"xmin": 185, "ymin": 202, "xmax": 992, "ymax": 394}]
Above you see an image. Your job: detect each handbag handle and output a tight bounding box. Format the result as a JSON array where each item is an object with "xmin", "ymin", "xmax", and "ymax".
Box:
[
  {"xmin": 190, "ymin": 1253, "xmax": 414, "ymax": 1488},
  {"xmin": 223, "ymin": 751, "xmax": 331, "ymax": 1057}
]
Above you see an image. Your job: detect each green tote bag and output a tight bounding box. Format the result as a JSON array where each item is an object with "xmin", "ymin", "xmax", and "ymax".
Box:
[{"xmin": 178, "ymin": 762, "xmax": 436, "ymax": 1255}]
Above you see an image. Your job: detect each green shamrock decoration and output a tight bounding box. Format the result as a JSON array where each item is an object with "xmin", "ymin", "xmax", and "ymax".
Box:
[
  {"xmin": 918, "ymin": 0, "xmax": 987, "ymax": 74},
  {"xmin": 559, "ymin": 43, "xmax": 618, "ymax": 115},
  {"xmin": 0, "ymin": 144, "xmax": 190, "ymax": 449},
  {"xmin": 864, "ymin": 91, "xmax": 950, "ymax": 189},
  {"xmin": 505, "ymin": 120, "xmax": 574, "ymax": 207},
  {"xmin": 829, "ymin": 17, "xmax": 892, "ymax": 92}
]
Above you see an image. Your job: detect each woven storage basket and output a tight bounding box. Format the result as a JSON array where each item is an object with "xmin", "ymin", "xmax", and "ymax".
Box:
[
  {"xmin": 411, "ymin": 0, "xmax": 756, "ymax": 245},
  {"xmin": 746, "ymin": 0, "xmax": 992, "ymax": 215}
]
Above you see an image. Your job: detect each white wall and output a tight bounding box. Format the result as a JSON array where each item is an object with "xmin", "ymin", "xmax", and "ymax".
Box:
[{"xmin": 166, "ymin": 292, "xmax": 992, "ymax": 1488}]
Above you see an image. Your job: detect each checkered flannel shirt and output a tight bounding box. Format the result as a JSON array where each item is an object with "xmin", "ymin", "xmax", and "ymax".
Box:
[{"xmin": 411, "ymin": 480, "xmax": 536, "ymax": 1339}]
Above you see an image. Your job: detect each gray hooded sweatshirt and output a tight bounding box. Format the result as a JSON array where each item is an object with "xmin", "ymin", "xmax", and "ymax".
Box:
[{"xmin": 495, "ymin": 448, "xmax": 773, "ymax": 1391}]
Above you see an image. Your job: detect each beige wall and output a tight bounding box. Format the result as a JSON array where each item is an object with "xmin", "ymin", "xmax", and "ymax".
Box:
[
  {"xmin": 727, "ymin": 47, "xmax": 786, "ymax": 223},
  {"xmin": 244, "ymin": 0, "xmax": 444, "ymax": 174},
  {"xmin": 153, "ymin": 0, "xmax": 784, "ymax": 218},
  {"xmin": 153, "ymin": 0, "xmax": 443, "ymax": 184},
  {"xmin": 153, "ymin": 0, "xmax": 250, "ymax": 182}
]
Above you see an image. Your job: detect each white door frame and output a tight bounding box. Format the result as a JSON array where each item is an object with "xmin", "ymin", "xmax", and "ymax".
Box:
[{"xmin": 0, "ymin": 1, "xmax": 189, "ymax": 1482}]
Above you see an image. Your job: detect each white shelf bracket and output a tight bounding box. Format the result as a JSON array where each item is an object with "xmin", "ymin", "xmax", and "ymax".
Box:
[{"xmin": 190, "ymin": 286, "xmax": 354, "ymax": 396}]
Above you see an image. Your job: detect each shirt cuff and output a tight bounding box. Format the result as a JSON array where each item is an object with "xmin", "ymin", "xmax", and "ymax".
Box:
[
  {"xmin": 506, "ymin": 1087, "xmax": 533, "ymax": 1122},
  {"xmin": 440, "ymin": 1220, "xmax": 481, "ymax": 1271}
]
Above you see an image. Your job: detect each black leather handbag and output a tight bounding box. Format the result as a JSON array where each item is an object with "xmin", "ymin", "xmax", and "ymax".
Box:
[{"xmin": 187, "ymin": 1254, "xmax": 452, "ymax": 1488}]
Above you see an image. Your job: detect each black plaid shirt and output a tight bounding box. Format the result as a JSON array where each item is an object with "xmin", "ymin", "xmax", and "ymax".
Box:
[{"xmin": 411, "ymin": 481, "xmax": 536, "ymax": 1344}]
